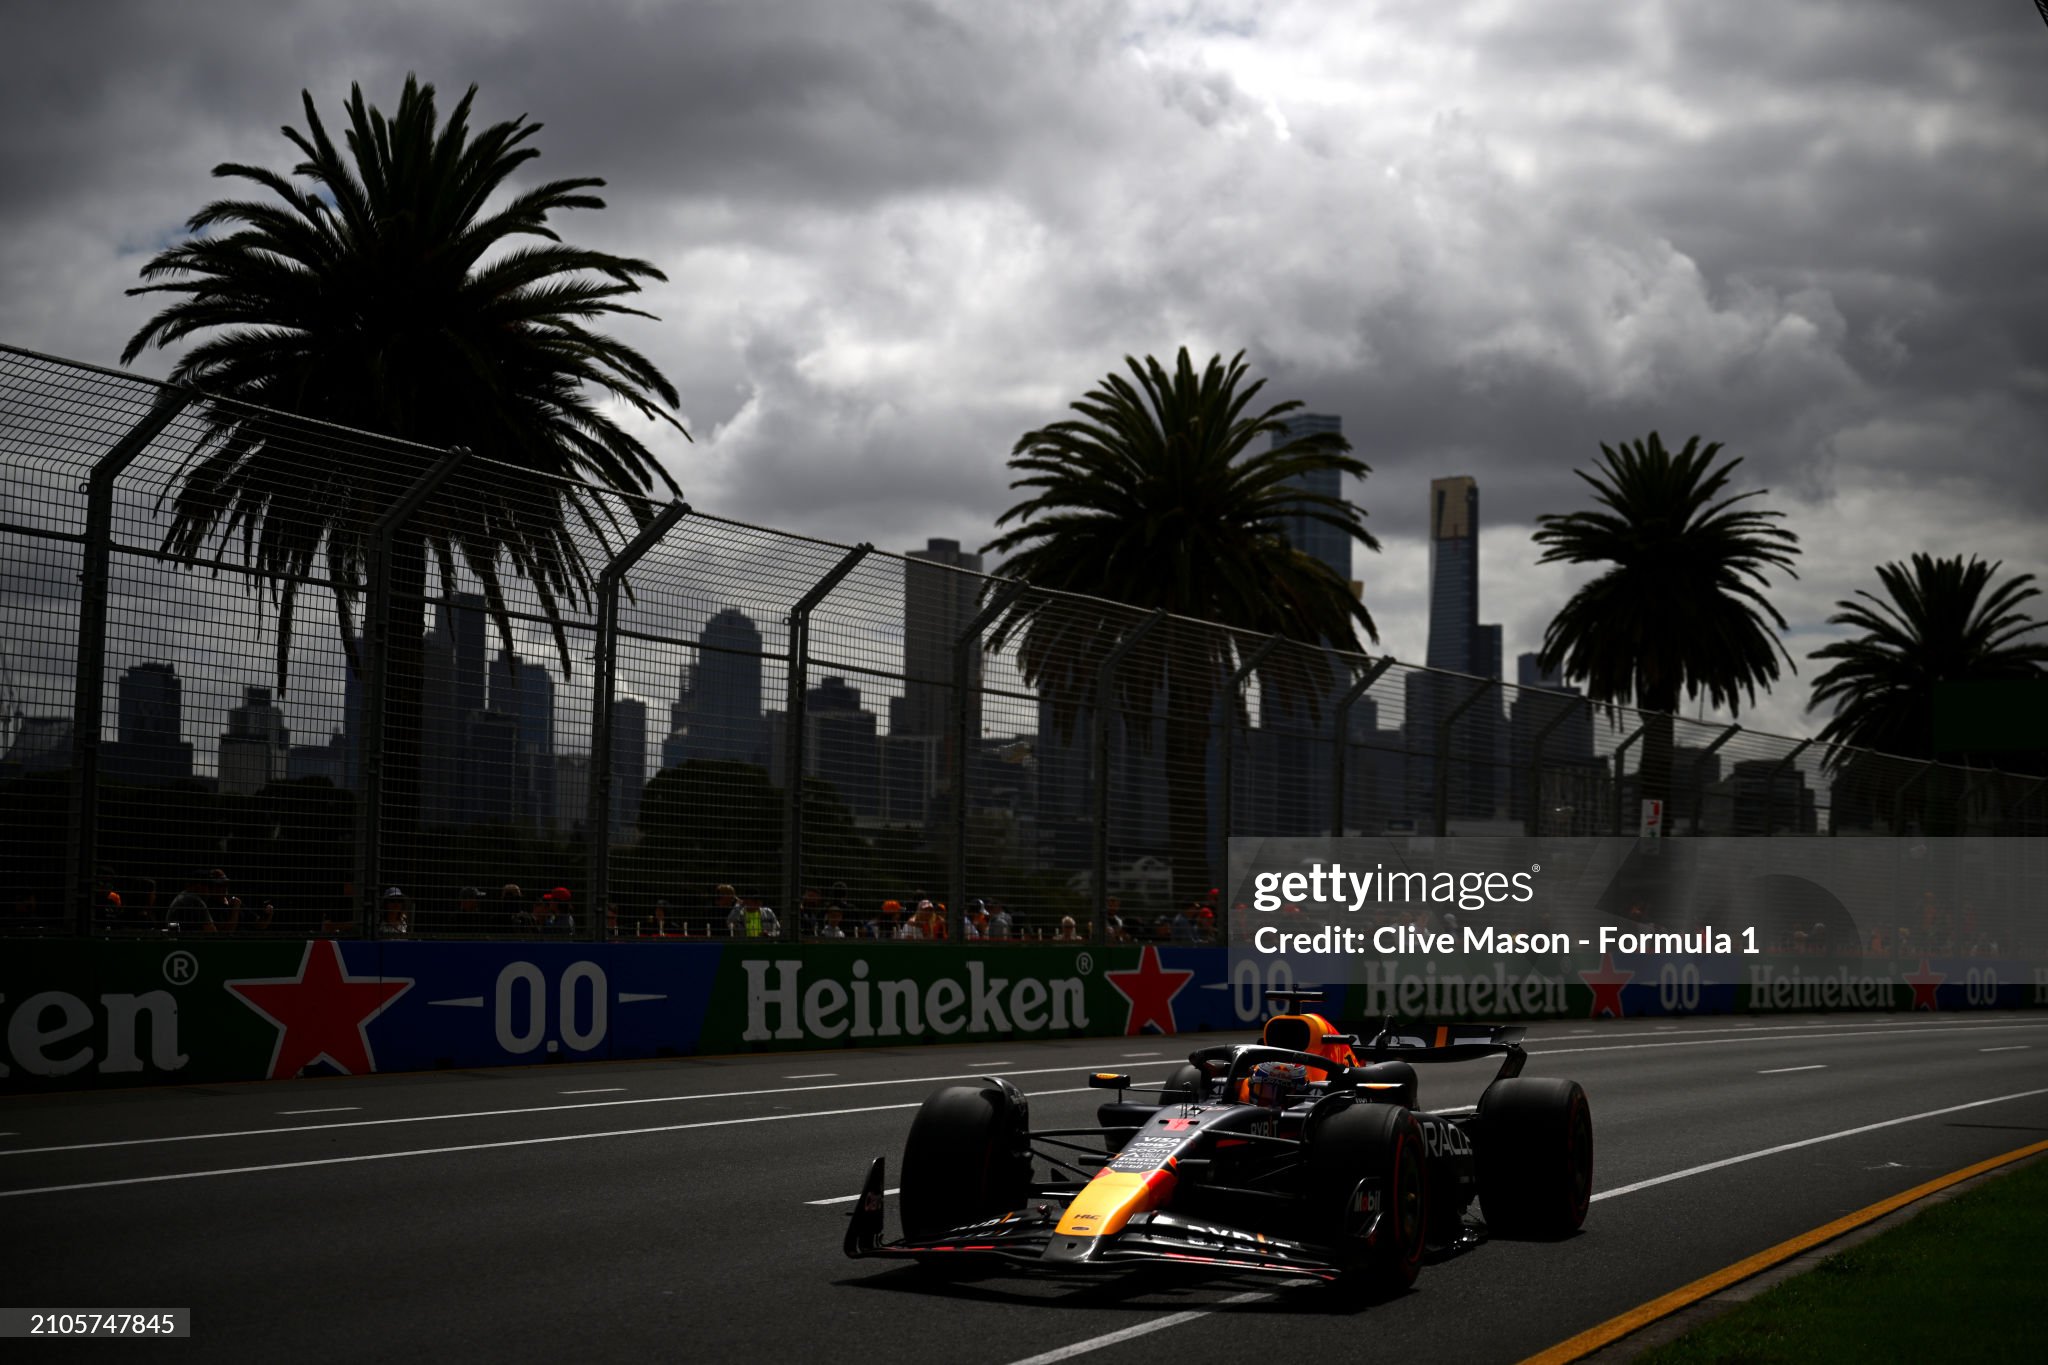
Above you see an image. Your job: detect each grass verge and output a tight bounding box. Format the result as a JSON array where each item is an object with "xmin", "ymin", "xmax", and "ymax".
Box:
[{"xmin": 1634, "ymin": 1153, "xmax": 2048, "ymax": 1364}]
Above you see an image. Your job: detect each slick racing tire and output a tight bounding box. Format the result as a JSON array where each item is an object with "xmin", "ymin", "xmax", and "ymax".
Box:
[
  {"xmin": 1161, "ymin": 1062, "xmax": 1207, "ymax": 1104},
  {"xmin": 1475, "ymin": 1077, "xmax": 1593, "ymax": 1238},
  {"xmin": 1307, "ymin": 1102, "xmax": 1428, "ymax": 1299},
  {"xmin": 899, "ymin": 1083, "xmax": 1033, "ymax": 1247}
]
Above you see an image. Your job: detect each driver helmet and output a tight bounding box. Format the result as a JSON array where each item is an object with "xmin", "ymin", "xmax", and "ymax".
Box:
[{"xmin": 1247, "ymin": 1060, "xmax": 1307, "ymax": 1110}]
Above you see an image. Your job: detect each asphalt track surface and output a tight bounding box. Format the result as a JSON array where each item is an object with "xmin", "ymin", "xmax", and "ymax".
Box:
[{"xmin": 3, "ymin": 1013, "xmax": 2046, "ymax": 1364}]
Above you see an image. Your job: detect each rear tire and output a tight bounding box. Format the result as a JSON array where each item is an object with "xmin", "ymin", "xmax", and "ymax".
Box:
[
  {"xmin": 899, "ymin": 1083, "xmax": 1032, "ymax": 1246},
  {"xmin": 1476, "ymin": 1077, "xmax": 1592, "ymax": 1237},
  {"xmin": 1161, "ymin": 1062, "xmax": 1206, "ymax": 1104},
  {"xmin": 1306, "ymin": 1102, "xmax": 1428, "ymax": 1299}
]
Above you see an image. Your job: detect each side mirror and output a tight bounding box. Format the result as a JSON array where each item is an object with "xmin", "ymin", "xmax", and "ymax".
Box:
[{"xmin": 1088, "ymin": 1072, "xmax": 1132, "ymax": 1090}]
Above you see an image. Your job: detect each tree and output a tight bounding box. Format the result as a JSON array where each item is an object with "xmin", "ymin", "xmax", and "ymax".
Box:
[
  {"xmin": 1808, "ymin": 555, "xmax": 2048, "ymax": 827},
  {"xmin": 985, "ymin": 347, "xmax": 1379, "ymax": 906},
  {"xmin": 1533, "ymin": 433, "xmax": 1800, "ymax": 811},
  {"xmin": 121, "ymin": 76, "xmax": 686, "ymax": 902}
]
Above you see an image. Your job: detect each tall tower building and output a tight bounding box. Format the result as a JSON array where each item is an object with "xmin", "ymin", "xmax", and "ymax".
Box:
[
  {"xmin": 1270, "ymin": 414, "xmax": 1351, "ymax": 585},
  {"xmin": 666, "ymin": 608, "xmax": 767, "ymax": 768},
  {"xmin": 218, "ymin": 685, "xmax": 290, "ymax": 794},
  {"xmin": 1418, "ymin": 477, "xmax": 1506, "ymax": 821},
  {"xmin": 107, "ymin": 661, "xmax": 193, "ymax": 784},
  {"xmin": 897, "ymin": 538, "xmax": 984, "ymax": 743}
]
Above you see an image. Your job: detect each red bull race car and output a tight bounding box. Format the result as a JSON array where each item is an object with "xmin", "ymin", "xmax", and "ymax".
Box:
[{"xmin": 844, "ymin": 991, "xmax": 1592, "ymax": 1300}]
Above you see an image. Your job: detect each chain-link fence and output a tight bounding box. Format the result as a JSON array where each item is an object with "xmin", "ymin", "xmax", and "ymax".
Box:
[{"xmin": 3, "ymin": 341, "xmax": 2043, "ymax": 943}]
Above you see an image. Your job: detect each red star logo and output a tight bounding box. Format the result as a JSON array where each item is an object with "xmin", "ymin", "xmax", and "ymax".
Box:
[
  {"xmin": 226, "ymin": 941, "xmax": 413, "ymax": 1079},
  {"xmin": 1106, "ymin": 945, "xmax": 1195, "ymax": 1036},
  {"xmin": 1903, "ymin": 957, "xmax": 1945, "ymax": 1012},
  {"xmin": 1579, "ymin": 953, "xmax": 1634, "ymax": 1019}
]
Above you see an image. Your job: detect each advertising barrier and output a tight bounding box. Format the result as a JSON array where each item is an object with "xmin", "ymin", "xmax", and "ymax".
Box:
[{"xmin": 3, "ymin": 934, "xmax": 2044, "ymax": 1093}]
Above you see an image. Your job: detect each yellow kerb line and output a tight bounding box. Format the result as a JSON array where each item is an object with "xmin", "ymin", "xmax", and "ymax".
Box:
[{"xmin": 1518, "ymin": 1137, "xmax": 2048, "ymax": 1365}]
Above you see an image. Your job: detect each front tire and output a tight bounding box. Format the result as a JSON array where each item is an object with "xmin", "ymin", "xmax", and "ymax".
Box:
[
  {"xmin": 1306, "ymin": 1102, "xmax": 1428, "ymax": 1299},
  {"xmin": 1476, "ymin": 1077, "xmax": 1592, "ymax": 1237},
  {"xmin": 899, "ymin": 1083, "xmax": 1032, "ymax": 1245}
]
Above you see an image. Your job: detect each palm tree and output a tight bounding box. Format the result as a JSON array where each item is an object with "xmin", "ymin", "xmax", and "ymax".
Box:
[
  {"xmin": 985, "ymin": 347, "xmax": 1379, "ymax": 907},
  {"xmin": 121, "ymin": 75, "xmax": 687, "ymax": 895},
  {"xmin": 1533, "ymin": 433, "xmax": 1800, "ymax": 815},
  {"xmin": 1808, "ymin": 555, "xmax": 2048, "ymax": 827}
]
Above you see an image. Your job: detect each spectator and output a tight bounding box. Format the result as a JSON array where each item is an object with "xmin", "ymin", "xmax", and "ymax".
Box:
[
  {"xmin": 896, "ymin": 906, "xmax": 925, "ymax": 940},
  {"xmin": 503, "ymin": 883, "xmax": 537, "ymax": 933},
  {"xmin": 167, "ymin": 870, "xmax": 216, "ymax": 932},
  {"xmin": 378, "ymin": 888, "xmax": 410, "ymax": 937},
  {"xmin": 870, "ymin": 899, "xmax": 904, "ymax": 940},
  {"xmin": 542, "ymin": 887, "xmax": 576, "ymax": 936},
  {"xmin": 1053, "ymin": 915, "xmax": 1082, "ymax": 942},
  {"xmin": 455, "ymin": 887, "xmax": 483, "ymax": 935},
  {"xmin": 725, "ymin": 889, "xmax": 779, "ymax": 938},
  {"xmin": 988, "ymin": 901, "xmax": 1013, "ymax": 941},
  {"xmin": 963, "ymin": 905, "xmax": 990, "ymax": 940},
  {"xmin": 819, "ymin": 906, "xmax": 848, "ymax": 940},
  {"xmin": 799, "ymin": 887, "xmax": 823, "ymax": 937},
  {"xmin": 605, "ymin": 898, "xmax": 622, "ymax": 940},
  {"xmin": 1106, "ymin": 914, "xmax": 1131, "ymax": 944},
  {"xmin": 828, "ymin": 881, "xmax": 853, "ymax": 920},
  {"xmin": 1171, "ymin": 903, "xmax": 1200, "ymax": 944},
  {"xmin": 641, "ymin": 899, "xmax": 674, "ymax": 938}
]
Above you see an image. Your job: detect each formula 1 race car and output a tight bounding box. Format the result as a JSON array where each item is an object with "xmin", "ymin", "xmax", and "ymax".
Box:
[{"xmin": 844, "ymin": 991, "xmax": 1592, "ymax": 1300}]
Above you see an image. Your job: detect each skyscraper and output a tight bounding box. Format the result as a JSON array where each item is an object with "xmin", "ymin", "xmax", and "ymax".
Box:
[
  {"xmin": 1419, "ymin": 476, "xmax": 1506, "ymax": 821},
  {"xmin": 490, "ymin": 650, "xmax": 557, "ymax": 825},
  {"xmin": 218, "ymin": 686, "xmax": 290, "ymax": 794},
  {"xmin": 897, "ymin": 538, "xmax": 985, "ymax": 742},
  {"xmin": 664, "ymin": 608, "xmax": 768, "ymax": 768},
  {"xmin": 1509, "ymin": 651, "xmax": 1598, "ymax": 829},
  {"xmin": 1270, "ymin": 413, "xmax": 1350, "ymax": 584},
  {"xmin": 105, "ymin": 661, "xmax": 193, "ymax": 784},
  {"xmin": 1258, "ymin": 415, "xmax": 1357, "ymax": 835},
  {"xmin": 611, "ymin": 697, "xmax": 648, "ymax": 834}
]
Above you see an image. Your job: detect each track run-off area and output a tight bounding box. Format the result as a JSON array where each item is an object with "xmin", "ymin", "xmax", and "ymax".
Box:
[{"xmin": 2, "ymin": 1012, "xmax": 2044, "ymax": 1363}]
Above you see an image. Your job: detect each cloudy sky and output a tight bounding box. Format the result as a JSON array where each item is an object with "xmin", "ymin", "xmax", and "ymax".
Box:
[{"xmin": 6, "ymin": 0, "xmax": 2047, "ymax": 746}]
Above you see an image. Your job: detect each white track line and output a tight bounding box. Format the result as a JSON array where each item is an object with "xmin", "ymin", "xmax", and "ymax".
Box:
[
  {"xmin": 1005, "ymin": 1286, "xmax": 1310, "ymax": 1365},
  {"xmin": 997, "ymin": 1084, "xmax": 2048, "ymax": 1365},
  {"xmin": 1980, "ymin": 1045, "xmax": 2029, "ymax": 1053},
  {"xmin": 276, "ymin": 1107, "xmax": 359, "ymax": 1116},
  {"xmin": 559, "ymin": 1088, "xmax": 625, "ymax": 1095},
  {"xmin": 1528, "ymin": 1021, "xmax": 2048, "ymax": 1059},
  {"xmin": 809, "ymin": 1187, "xmax": 899, "ymax": 1206},
  {"xmin": 786, "ymin": 1073, "xmax": 839, "ymax": 1079},
  {"xmin": 0, "ymin": 1085, "xmax": 1099, "ymax": 1201},
  {"xmin": 1590, "ymin": 1087, "xmax": 2048, "ymax": 1201},
  {"xmin": 1758, "ymin": 1065, "xmax": 1827, "ymax": 1074},
  {"xmin": 0, "ymin": 1060, "xmax": 1181, "ymax": 1160}
]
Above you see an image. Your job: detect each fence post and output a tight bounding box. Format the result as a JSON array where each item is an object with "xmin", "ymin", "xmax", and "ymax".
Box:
[
  {"xmin": 1524, "ymin": 693, "xmax": 1592, "ymax": 837},
  {"xmin": 2009, "ymin": 773, "xmax": 2048, "ymax": 836},
  {"xmin": 357, "ymin": 448, "xmax": 468, "ymax": 935},
  {"xmin": 1433, "ymin": 678, "xmax": 1498, "ymax": 837},
  {"xmin": 1689, "ymin": 723, "xmax": 1744, "ymax": 836},
  {"xmin": 1764, "ymin": 738, "xmax": 1813, "ymax": 836},
  {"xmin": 1218, "ymin": 634, "xmax": 1283, "ymax": 870},
  {"xmin": 1093, "ymin": 610, "xmax": 1167, "ymax": 942},
  {"xmin": 1330, "ymin": 656, "xmax": 1395, "ymax": 837},
  {"xmin": 1891, "ymin": 760, "xmax": 1936, "ymax": 835},
  {"xmin": 585, "ymin": 502, "xmax": 690, "ymax": 942},
  {"xmin": 1953, "ymin": 766, "xmax": 2000, "ymax": 835},
  {"xmin": 1610, "ymin": 722, "xmax": 1647, "ymax": 836},
  {"xmin": 948, "ymin": 580, "xmax": 1024, "ymax": 943},
  {"xmin": 782, "ymin": 545, "xmax": 872, "ymax": 934},
  {"xmin": 65, "ymin": 385, "xmax": 192, "ymax": 935}
]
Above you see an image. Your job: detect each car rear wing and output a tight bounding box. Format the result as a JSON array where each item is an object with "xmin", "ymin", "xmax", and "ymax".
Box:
[{"xmin": 1359, "ymin": 1021, "xmax": 1527, "ymax": 1078}]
